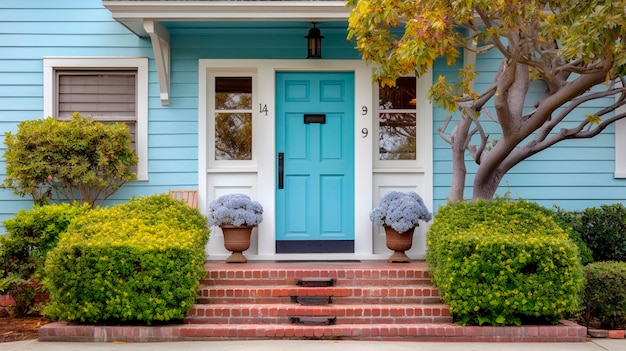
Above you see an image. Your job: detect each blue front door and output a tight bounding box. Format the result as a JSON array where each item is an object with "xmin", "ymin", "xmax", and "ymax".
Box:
[{"xmin": 276, "ymin": 72, "xmax": 355, "ymax": 253}]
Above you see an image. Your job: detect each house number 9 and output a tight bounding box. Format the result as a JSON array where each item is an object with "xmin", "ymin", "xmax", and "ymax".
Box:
[
  {"xmin": 259, "ymin": 104, "xmax": 268, "ymax": 116},
  {"xmin": 362, "ymin": 128, "xmax": 368, "ymax": 138}
]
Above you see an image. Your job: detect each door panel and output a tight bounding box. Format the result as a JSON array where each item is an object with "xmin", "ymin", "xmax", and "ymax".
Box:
[{"xmin": 276, "ymin": 72, "xmax": 354, "ymax": 253}]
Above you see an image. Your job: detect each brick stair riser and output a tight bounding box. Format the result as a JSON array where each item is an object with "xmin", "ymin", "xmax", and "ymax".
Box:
[
  {"xmin": 331, "ymin": 296, "xmax": 442, "ymax": 305},
  {"xmin": 197, "ymin": 296, "xmax": 443, "ymax": 305},
  {"xmin": 184, "ymin": 316, "xmax": 452, "ymax": 325},
  {"xmin": 184, "ymin": 304, "xmax": 452, "ymax": 325},
  {"xmin": 40, "ymin": 320, "xmax": 589, "ymax": 343},
  {"xmin": 202, "ymin": 269, "xmax": 431, "ymax": 287},
  {"xmin": 197, "ymin": 286, "xmax": 442, "ymax": 305},
  {"xmin": 202, "ymin": 278, "xmax": 432, "ymax": 286}
]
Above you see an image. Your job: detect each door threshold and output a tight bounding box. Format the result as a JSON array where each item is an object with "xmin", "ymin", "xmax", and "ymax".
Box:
[
  {"xmin": 276, "ymin": 240, "xmax": 354, "ymax": 254},
  {"xmin": 274, "ymin": 260, "xmax": 361, "ymax": 263}
]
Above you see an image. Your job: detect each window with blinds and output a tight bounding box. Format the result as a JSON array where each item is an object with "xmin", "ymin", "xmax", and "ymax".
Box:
[{"xmin": 55, "ymin": 70, "xmax": 137, "ymax": 150}]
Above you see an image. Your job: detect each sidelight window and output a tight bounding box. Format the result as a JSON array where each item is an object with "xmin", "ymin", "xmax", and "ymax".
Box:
[
  {"xmin": 214, "ymin": 77, "xmax": 253, "ymax": 161},
  {"xmin": 378, "ymin": 77, "xmax": 417, "ymax": 161}
]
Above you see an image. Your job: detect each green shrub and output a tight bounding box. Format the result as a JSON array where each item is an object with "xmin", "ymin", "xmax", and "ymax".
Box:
[
  {"xmin": 2, "ymin": 113, "xmax": 137, "ymax": 206},
  {"xmin": 582, "ymin": 261, "xmax": 626, "ymax": 329},
  {"xmin": 551, "ymin": 207, "xmax": 594, "ymax": 265},
  {"xmin": 0, "ymin": 203, "xmax": 90, "ymax": 315},
  {"xmin": 427, "ymin": 199, "xmax": 584, "ymax": 326},
  {"xmin": 576, "ymin": 204, "xmax": 626, "ymax": 262},
  {"xmin": 43, "ymin": 194, "xmax": 209, "ymax": 324}
]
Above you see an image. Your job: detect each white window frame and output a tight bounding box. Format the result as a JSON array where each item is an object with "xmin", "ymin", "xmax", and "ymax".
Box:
[
  {"xmin": 206, "ymin": 70, "xmax": 258, "ymax": 169},
  {"xmin": 43, "ymin": 57, "xmax": 149, "ymax": 181},
  {"xmin": 373, "ymin": 74, "xmax": 431, "ymax": 171},
  {"xmin": 615, "ymin": 118, "xmax": 626, "ymax": 178}
]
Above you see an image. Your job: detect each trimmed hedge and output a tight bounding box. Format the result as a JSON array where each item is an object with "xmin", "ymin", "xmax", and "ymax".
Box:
[
  {"xmin": 582, "ymin": 261, "xmax": 626, "ymax": 329},
  {"xmin": 0, "ymin": 203, "xmax": 90, "ymax": 315},
  {"xmin": 43, "ymin": 194, "xmax": 209, "ymax": 324},
  {"xmin": 574, "ymin": 204, "xmax": 625, "ymax": 262},
  {"xmin": 427, "ymin": 199, "xmax": 584, "ymax": 326}
]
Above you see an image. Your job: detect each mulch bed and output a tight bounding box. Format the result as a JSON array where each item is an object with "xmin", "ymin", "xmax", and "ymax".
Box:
[{"xmin": 0, "ymin": 313, "xmax": 48, "ymax": 343}]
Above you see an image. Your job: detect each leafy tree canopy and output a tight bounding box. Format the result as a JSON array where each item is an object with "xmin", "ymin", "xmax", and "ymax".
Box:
[{"xmin": 348, "ymin": 0, "xmax": 626, "ymax": 201}]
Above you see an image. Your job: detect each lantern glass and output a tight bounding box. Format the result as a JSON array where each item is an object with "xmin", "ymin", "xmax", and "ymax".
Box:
[{"xmin": 306, "ymin": 23, "xmax": 323, "ymax": 59}]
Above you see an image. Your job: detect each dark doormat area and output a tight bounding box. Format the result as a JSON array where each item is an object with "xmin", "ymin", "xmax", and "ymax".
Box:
[{"xmin": 274, "ymin": 260, "xmax": 361, "ymax": 263}]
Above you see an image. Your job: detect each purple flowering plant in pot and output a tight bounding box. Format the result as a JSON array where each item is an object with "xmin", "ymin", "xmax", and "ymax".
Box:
[
  {"xmin": 370, "ymin": 191, "xmax": 432, "ymax": 262},
  {"xmin": 207, "ymin": 193, "xmax": 263, "ymax": 263}
]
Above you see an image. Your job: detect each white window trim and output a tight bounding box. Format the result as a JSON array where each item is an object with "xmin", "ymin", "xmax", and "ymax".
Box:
[
  {"xmin": 43, "ymin": 57, "xmax": 149, "ymax": 181},
  {"xmin": 207, "ymin": 71, "xmax": 258, "ymax": 169},
  {"xmin": 615, "ymin": 117, "xmax": 626, "ymax": 178},
  {"xmin": 372, "ymin": 73, "xmax": 431, "ymax": 172}
]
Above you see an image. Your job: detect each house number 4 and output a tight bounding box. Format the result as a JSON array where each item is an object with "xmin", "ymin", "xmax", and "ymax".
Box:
[{"xmin": 259, "ymin": 104, "xmax": 268, "ymax": 116}]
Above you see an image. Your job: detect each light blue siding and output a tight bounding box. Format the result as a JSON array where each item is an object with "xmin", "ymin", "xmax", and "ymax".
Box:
[
  {"xmin": 1, "ymin": 0, "xmax": 624, "ymax": 233},
  {"xmin": 0, "ymin": 0, "xmax": 162, "ymax": 228},
  {"xmin": 0, "ymin": 0, "xmax": 359, "ymax": 229},
  {"xmin": 432, "ymin": 49, "xmax": 626, "ymax": 211}
]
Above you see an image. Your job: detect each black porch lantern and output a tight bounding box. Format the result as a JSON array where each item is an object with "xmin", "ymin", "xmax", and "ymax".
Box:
[{"xmin": 306, "ymin": 23, "xmax": 324, "ymax": 59}]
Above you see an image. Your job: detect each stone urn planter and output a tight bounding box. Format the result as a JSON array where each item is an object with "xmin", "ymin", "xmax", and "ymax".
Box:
[
  {"xmin": 207, "ymin": 193, "xmax": 263, "ymax": 264},
  {"xmin": 370, "ymin": 191, "xmax": 432, "ymax": 263},
  {"xmin": 221, "ymin": 225, "xmax": 253, "ymax": 263},
  {"xmin": 384, "ymin": 225, "xmax": 415, "ymax": 263}
]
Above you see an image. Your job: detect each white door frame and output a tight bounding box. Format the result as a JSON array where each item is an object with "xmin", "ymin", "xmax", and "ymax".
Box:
[{"xmin": 199, "ymin": 59, "xmax": 375, "ymax": 260}]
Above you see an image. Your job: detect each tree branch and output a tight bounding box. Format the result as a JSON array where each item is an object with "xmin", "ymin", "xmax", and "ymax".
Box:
[
  {"xmin": 466, "ymin": 115, "xmax": 489, "ymax": 164},
  {"xmin": 502, "ymin": 84, "xmax": 626, "ymax": 172},
  {"xmin": 521, "ymin": 70, "xmax": 607, "ymax": 137},
  {"xmin": 437, "ymin": 116, "xmax": 453, "ymax": 145}
]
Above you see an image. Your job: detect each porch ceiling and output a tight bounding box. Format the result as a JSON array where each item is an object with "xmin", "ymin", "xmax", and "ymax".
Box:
[{"xmin": 101, "ymin": 0, "xmax": 351, "ymax": 106}]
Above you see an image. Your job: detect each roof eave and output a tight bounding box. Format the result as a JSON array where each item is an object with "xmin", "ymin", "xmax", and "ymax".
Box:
[{"xmin": 102, "ymin": 0, "xmax": 351, "ymax": 37}]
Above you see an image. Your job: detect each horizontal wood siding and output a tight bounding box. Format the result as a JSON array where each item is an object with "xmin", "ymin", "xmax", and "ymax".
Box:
[
  {"xmin": 3, "ymin": 0, "xmax": 622, "ymax": 229},
  {"xmin": 432, "ymin": 49, "xmax": 626, "ymax": 212},
  {"xmin": 0, "ymin": 0, "xmax": 153, "ymax": 226},
  {"xmin": 0, "ymin": 0, "xmax": 359, "ymax": 227}
]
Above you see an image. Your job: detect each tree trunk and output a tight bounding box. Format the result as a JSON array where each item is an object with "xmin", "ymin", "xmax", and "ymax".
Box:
[
  {"xmin": 472, "ymin": 146, "xmax": 512, "ymax": 200},
  {"xmin": 449, "ymin": 147, "xmax": 467, "ymax": 203},
  {"xmin": 472, "ymin": 167, "xmax": 503, "ymax": 200},
  {"xmin": 448, "ymin": 116, "xmax": 473, "ymax": 202}
]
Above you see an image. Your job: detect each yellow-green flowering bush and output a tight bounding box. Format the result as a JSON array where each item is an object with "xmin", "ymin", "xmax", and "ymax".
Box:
[
  {"xmin": 427, "ymin": 199, "xmax": 584, "ymax": 326},
  {"xmin": 43, "ymin": 194, "xmax": 209, "ymax": 324},
  {"xmin": 2, "ymin": 113, "xmax": 137, "ymax": 206}
]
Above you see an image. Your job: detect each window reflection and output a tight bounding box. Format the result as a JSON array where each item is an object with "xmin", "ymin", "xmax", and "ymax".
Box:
[
  {"xmin": 379, "ymin": 77, "xmax": 417, "ymax": 160},
  {"xmin": 215, "ymin": 77, "xmax": 253, "ymax": 160}
]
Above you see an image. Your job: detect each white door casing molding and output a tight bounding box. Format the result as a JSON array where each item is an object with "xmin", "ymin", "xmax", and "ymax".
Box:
[{"xmin": 199, "ymin": 59, "xmax": 433, "ymax": 260}]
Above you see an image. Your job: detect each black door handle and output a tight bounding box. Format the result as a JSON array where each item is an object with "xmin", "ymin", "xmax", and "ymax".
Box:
[{"xmin": 278, "ymin": 152, "xmax": 284, "ymax": 189}]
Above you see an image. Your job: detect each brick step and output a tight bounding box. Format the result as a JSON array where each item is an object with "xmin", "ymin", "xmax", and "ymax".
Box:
[
  {"xmin": 183, "ymin": 303, "xmax": 453, "ymax": 325},
  {"xmin": 202, "ymin": 277, "xmax": 432, "ymax": 286},
  {"xmin": 39, "ymin": 320, "xmax": 588, "ymax": 342},
  {"xmin": 202, "ymin": 265, "xmax": 432, "ymax": 286},
  {"xmin": 196, "ymin": 285, "xmax": 442, "ymax": 305}
]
